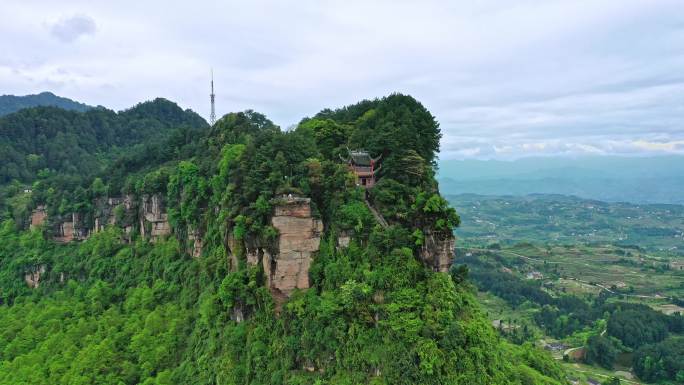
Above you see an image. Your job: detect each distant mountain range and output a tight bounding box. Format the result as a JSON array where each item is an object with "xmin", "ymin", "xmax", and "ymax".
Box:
[
  {"xmin": 437, "ymin": 156, "xmax": 684, "ymax": 205},
  {"xmin": 0, "ymin": 91, "xmax": 92, "ymax": 116}
]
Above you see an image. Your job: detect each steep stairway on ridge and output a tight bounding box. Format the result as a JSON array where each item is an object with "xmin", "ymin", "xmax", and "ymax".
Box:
[{"xmin": 364, "ymin": 198, "xmax": 388, "ymax": 228}]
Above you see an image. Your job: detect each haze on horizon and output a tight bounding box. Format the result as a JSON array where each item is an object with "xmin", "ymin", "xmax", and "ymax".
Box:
[{"xmin": 1, "ymin": 0, "xmax": 683, "ymax": 160}]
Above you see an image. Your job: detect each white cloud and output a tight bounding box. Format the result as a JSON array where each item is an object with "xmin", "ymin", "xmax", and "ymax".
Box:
[
  {"xmin": 1, "ymin": 0, "xmax": 683, "ymax": 159},
  {"xmin": 48, "ymin": 14, "xmax": 96, "ymax": 43},
  {"xmin": 629, "ymin": 140, "xmax": 684, "ymax": 152}
]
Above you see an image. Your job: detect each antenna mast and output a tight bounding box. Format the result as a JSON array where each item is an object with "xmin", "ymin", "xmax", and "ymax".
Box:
[{"xmin": 210, "ymin": 69, "xmax": 216, "ymax": 126}]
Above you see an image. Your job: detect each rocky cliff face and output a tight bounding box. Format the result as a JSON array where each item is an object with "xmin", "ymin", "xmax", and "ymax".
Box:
[
  {"xmin": 268, "ymin": 197, "xmax": 323, "ymax": 296},
  {"xmin": 30, "ymin": 205, "xmax": 47, "ymax": 229},
  {"xmin": 24, "ymin": 265, "xmax": 46, "ymax": 288},
  {"xmin": 188, "ymin": 226, "xmax": 203, "ymax": 258},
  {"xmin": 30, "ymin": 193, "xmax": 174, "ymax": 245},
  {"xmin": 364, "ymin": 199, "xmax": 456, "ymax": 273},
  {"xmin": 242, "ymin": 197, "xmax": 323, "ymax": 297},
  {"xmin": 141, "ymin": 194, "xmax": 171, "ymax": 242},
  {"xmin": 337, "ymin": 231, "xmax": 351, "ymax": 249},
  {"xmin": 28, "ymin": 193, "xmax": 453, "ymax": 293},
  {"xmin": 419, "ymin": 232, "xmax": 455, "ymax": 273},
  {"xmin": 54, "ymin": 213, "xmax": 89, "ymax": 243},
  {"xmin": 93, "ymin": 196, "xmax": 127, "ymax": 233}
]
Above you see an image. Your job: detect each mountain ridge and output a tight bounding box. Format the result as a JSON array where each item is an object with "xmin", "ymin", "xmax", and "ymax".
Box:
[
  {"xmin": 0, "ymin": 98, "xmax": 208, "ymax": 186},
  {"xmin": 0, "ymin": 91, "xmax": 93, "ymax": 116},
  {"xmin": 0, "ymin": 93, "xmax": 567, "ymax": 384}
]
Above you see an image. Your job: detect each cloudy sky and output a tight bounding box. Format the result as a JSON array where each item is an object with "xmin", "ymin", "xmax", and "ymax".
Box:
[{"xmin": 1, "ymin": 0, "xmax": 683, "ymax": 159}]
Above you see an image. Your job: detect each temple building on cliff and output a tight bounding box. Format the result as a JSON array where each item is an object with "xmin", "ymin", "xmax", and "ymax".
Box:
[{"xmin": 342, "ymin": 149, "xmax": 382, "ymax": 188}]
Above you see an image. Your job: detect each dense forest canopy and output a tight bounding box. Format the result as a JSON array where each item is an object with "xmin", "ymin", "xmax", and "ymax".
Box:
[
  {"xmin": 0, "ymin": 93, "xmax": 568, "ymax": 384},
  {"xmin": 0, "ymin": 98, "xmax": 207, "ymax": 184}
]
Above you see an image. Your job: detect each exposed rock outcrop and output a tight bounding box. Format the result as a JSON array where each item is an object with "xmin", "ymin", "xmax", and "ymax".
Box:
[
  {"xmin": 268, "ymin": 197, "xmax": 323, "ymax": 296},
  {"xmin": 29, "ymin": 193, "xmax": 204, "ymax": 255},
  {"xmin": 30, "ymin": 205, "xmax": 91, "ymax": 243},
  {"xmin": 140, "ymin": 194, "xmax": 171, "ymax": 242},
  {"xmin": 337, "ymin": 231, "xmax": 351, "ymax": 249},
  {"xmin": 24, "ymin": 265, "xmax": 46, "ymax": 288},
  {"xmin": 30, "ymin": 205, "xmax": 47, "ymax": 228},
  {"xmin": 230, "ymin": 305, "xmax": 246, "ymax": 323},
  {"xmin": 31, "ymin": 193, "xmax": 167, "ymax": 244},
  {"xmin": 54, "ymin": 213, "xmax": 89, "ymax": 243},
  {"xmin": 226, "ymin": 233, "xmax": 242, "ymax": 271},
  {"xmin": 54, "ymin": 220, "xmax": 75, "ymax": 243},
  {"xmin": 419, "ymin": 232, "xmax": 455, "ymax": 273},
  {"xmin": 188, "ymin": 226, "xmax": 203, "ymax": 258},
  {"xmin": 242, "ymin": 197, "xmax": 322, "ymax": 297},
  {"xmin": 245, "ymin": 246, "xmax": 268, "ymax": 266},
  {"xmin": 93, "ymin": 196, "xmax": 129, "ymax": 233}
]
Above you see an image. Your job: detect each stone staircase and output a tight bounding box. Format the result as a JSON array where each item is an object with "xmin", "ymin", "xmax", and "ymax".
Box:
[{"xmin": 364, "ymin": 198, "xmax": 388, "ymax": 228}]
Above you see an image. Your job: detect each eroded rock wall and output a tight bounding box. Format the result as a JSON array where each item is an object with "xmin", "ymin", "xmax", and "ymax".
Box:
[
  {"xmin": 30, "ymin": 205, "xmax": 47, "ymax": 228},
  {"xmin": 54, "ymin": 213, "xmax": 88, "ymax": 243},
  {"xmin": 269, "ymin": 197, "xmax": 322, "ymax": 295},
  {"xmin": 24, "ymin": 265, "xmax": 46, "ymax": 288},
  {"xmin": 242, "ymin": 197, "xmax": 322, "ymax": 297},
  {"xmin": 337, "ymin": 231, "xmax": 351, "ymax": 249},
  {"xmin": 141, "ymin": 194, "xmax": 171, "ymax": 241},
  {"xmin": 419, "ymin": 232, "xmax": 455, "ymax": 273},
  {"xmin": 188, "ymin": 226, "xmax": 203, "ymax": 258},
  {"xmin": 54, "ymin": 220, "xmax": 75, "ymax": 243},
  {"xmin": 93, "ymin": 196, "xmax": 130, "ymax": 233},
  {"xmin": 32, "ymin": 193, "xmax": 172, "ymax": 244}
]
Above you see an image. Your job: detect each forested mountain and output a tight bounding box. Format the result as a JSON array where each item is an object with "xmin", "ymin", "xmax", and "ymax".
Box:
[
  {"xmin": 0, "ymin": 93, "xmax": 567, "ymax": 384},
  {"xmin": 0, "ymin": 91, "xmax": 92, "ymax": 116},
  {"xmin": 0, "ymin": 98, "xmax": 208, "ymax": 184}
]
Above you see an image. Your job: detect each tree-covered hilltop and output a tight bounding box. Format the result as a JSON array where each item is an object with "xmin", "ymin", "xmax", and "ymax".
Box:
[
  {"xmin": 0, "ymin": 94, "xmax": 567, "ymax": 384},
  {"xmin": 0, "ymin": 98, "xmax": 208, "ymax": 185},
  {"xmin": 0, "ymin": 91, "xmax": 92, "ymax": 117}
]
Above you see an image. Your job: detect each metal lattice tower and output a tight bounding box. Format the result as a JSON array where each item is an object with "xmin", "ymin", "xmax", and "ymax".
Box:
[{"xmin": 210, "ymin": 69, "xmax": 216, "ymax": 126}]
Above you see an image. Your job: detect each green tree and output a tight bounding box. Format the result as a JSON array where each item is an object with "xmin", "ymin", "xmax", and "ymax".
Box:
[{"xmin": 585, "ymin": 335, "xmax": 618, "ymax": 369}]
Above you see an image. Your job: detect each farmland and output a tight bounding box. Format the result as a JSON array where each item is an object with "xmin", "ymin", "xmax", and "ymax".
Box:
[{"xmin": 448, "ymin": 194, "xmax": 684, "ymax": 384}]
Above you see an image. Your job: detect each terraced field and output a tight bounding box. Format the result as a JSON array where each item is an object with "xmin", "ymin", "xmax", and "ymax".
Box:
[
  {"xmin": 448, "ymin": 194, "xmax": 684, "ymax": 254},
  {"xmin": 457, "ymin": 243, "xmax": 683, "ymax": 298}
]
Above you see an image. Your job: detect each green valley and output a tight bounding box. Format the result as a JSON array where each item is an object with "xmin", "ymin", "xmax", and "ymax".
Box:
[{"xmin": 448, "ymin": 194, "xmax": 684, "ymax": 384}]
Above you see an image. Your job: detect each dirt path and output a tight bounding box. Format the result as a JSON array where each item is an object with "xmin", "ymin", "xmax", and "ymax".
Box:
[
  {"xmin": 562, "ymin": 346, "xmax": 583, "ymax": 357},
  {"xmin": 558, "ymin": 329, "xmax": 605, "ymax": 358},
  {"xmin": 568, "ymin": 367, "xmax": 643, "ymax": 385}
]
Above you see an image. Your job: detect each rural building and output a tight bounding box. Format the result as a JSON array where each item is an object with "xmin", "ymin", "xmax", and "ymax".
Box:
[
  {"xmin": 526, "ymin": 271, "xmax": 543, "ymax": 280},
  {"xmin": 342, "ymin": 150, "xmax": 382, "ymax": 188}
]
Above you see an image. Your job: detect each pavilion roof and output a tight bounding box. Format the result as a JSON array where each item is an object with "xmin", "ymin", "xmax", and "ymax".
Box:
[{"xmin": 349, "ymin": 151, "xmax": 372, "ymax": 166}]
